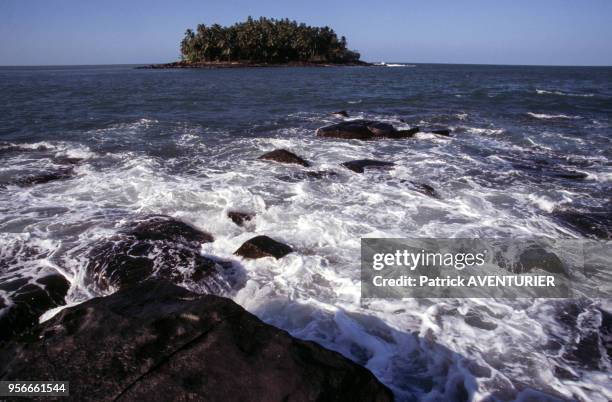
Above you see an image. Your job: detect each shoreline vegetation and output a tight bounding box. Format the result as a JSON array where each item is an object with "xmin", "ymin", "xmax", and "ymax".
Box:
[{"xmin": 142, "ymin": 16, "xmax": 370, "ymax": 69}]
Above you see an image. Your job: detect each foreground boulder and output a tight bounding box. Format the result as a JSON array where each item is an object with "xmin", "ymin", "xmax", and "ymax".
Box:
[
  {"xmin": 0, "ymin": 280, "xmax": 393, "ymax": 401},
  {"xmin": 85, "ymin": 215, "xmax": 226, "ymax": 293},
  {"xmin": 0, "ymin": 272, "xmax": 70, "ymax": 342},
  {"xmin": 342, "ymin": 160, "xmax": 395, "ymax": 174},
  {"xmin": 258, "ymin": 149, "xmax": 311, "ymax": 167},
  {"xmin": 235, "ymin": 235, "xmax": 293, "ymax": 259},
  {"xmin": 316, "ymin": 120, "xmax": 419, "ymax": 140}
]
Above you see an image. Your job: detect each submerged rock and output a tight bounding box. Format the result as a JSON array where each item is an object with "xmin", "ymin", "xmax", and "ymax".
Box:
[
  {"xmin": 0, "ymin": 272, "xmax": 69, "ymax": 342},
  {"xmin": 553, "ymin": 209, "xmax": 612, "ymax": 239},
  {"xmin": 464, "ymin": 310, "xmax": 498, "ymax": 331},
  {"xmin": 316, "ymin": 120, "xmax": 419, "ymax": 140},
  {"xmin": 11, "ymin": 168, "xmax": 74, "ymax": 187},
  {"xmin": 517, "ymin": 246, "xmax": 567, "ymax": 276},
  {"xmin": 53, "ymin": 156, "xmax": 84, "ymax": 165},
  {"xmin": 234, "ymin": 235, "xmax": 293, "ymax": 259},
  {"xmin": 227, "ymin": 211, "xmax": 255, "ymax": 227},
  {"xmin": 331, "ymin": 110, "xmax": 349, "ymax": 118},
  {"xmin": 431, "ymin": 129, "xmax": 451, "ymax": 137},
  {"xmin": 412, "ymin": 182, "xmax": 439, "ymax": 198},
  {"xmin": 85, "ymin": 215, "xmax": 224, "ymax": 293},
  {"xmin": 342, "ymin": 159, "xmax": 395, "ymax": 174},
  {"xmin": 258, "ymin": 149, "xmax": 310, "ymax": 167},
  {"xmin": 0, "ymin": 280, "xmax": 392, "ymax": 401},
  {"xmin": 277, "ymin": 170, "xmax": 339, "ymax": 183},
  {"xmin": 552, "ymin": 170, "xmax": 588, "ymax": 180}
]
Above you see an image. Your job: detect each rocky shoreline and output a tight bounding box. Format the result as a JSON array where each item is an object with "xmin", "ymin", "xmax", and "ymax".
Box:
[
  {"xmin": 0, "ymin": 280, "xmax": 393, "ymax": 401},
  {"xmin": 1, "ymin": 113, "xmax": 610, "ymax": 400},
  {"xmin": 137, "ymin": 60, "xmax": 372, "ymax": 69}
]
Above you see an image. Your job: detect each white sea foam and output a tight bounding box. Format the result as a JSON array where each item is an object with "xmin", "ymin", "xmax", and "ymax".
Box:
[
  {"xmin": 0, "ymin": 120, "xmax": 609, "ymax": 401},
  {"xmin": 527, "ymin": 112, "xmax": 583, "ymax": 120},
  {"xmin": 536, "ymin": 89, "xmax": 595, "ymax": 97},
  {"xmin": 465, "ymin": 126, "xmax": 505, "ymax": 135}
]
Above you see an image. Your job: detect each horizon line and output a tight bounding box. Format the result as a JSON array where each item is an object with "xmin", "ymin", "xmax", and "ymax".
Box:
[{"xmin": 1, "ymin": 61, "xmax": 611, "ymax": 68}]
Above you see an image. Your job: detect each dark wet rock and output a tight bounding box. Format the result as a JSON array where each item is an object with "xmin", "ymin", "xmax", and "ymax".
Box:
[
  {"xmin": 552, "ymin": 170, "xmax": 588, "ymax": 180},
  {"xmin": 464, "ymin": 311, "xmax": 498, "ymax": 331},
  {"xmin": 258, "ymin": 149, "xmax": 310, "ymax": 167},
  {"xmin": 0, "ymin": 272, "xmax": 69, "ymax": 342},
  {"xmin": 53, "ymin": 156, "xmax": 84, "ymax": 165},
  {"xmin": 304, "ymin": 170, "xmax": 339, "ymax": 179},
  {"xmin": 227, "ymin": 211, "xmax": 255, "ymax": 227},
  {"xmin": 342, "ymin": 159, "xmax": 395, "ymax": 174},
  {"xmin": 388, "ymin": 127, "xmax": 420, "ymax": 138},
  {"xmin": 11, "ymin": 168, "xmax": 74, "ymax": 187},
  {"xmin": 517, "ymin": 246, "xmax": 567, "ymax": 276},
  {"xmin": 465, "ymin": 360, "xmax": 492, "ymax": 378},
  {"xmin": 0, "ymin": 143, "xmax": 51, "ymax": 156},
  {"xmin": 316, "ymin": 119, "xmax": 419, "ymax": 140},
  {"xmin": 128, "ymin": 216, "xmax": 213, "ymax": 244},
  {"xmin": 235, "ymin": 235, "xmax": 293, "ymax": 259},
  {"xmin": 553, "ymin": 365, "xmax": 579, "ymax": 381},
  {"xmin": 0, "ymin": 280, "xmax": 392, "ymax": 401},
  {"xmin": 85, "ymin": 216, "xmax": 224, "ymax": 293},
  {"xmin": 36, "ymin": 274, "xmax": 70, "ymax": 306},
  {"xmin": 365, "ymin": 121, "xmax": 396, "ymax": 136},
  {"xmin": 553, "ymin": 209, "xmax": 612, "ymax": 239},
  {"xmin": 413, "ymin": 182, "xmax": 439, "ymax": 198},
  {"xmin": 431, "ymin": 129, "xmax": 451, "ymax": 137},
  {"xmin": 277, "ymin": 170, "xmax": 339, "ymax": 182},
  {"xmin": 600, "ymin": 308, "xmax": 612, "ymax": 360},
  {"xmin": 332, "ymin": 110, "xmax": 349, "ymax": 118},
  {"xmin": 552, "ymin": 300, "xmax": 610, "ymax": 371}
]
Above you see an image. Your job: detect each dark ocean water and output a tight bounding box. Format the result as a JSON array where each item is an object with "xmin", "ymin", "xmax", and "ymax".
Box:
[{"xmin": 1, "ymin": 64, "xmax": 611, "ymax": 401}]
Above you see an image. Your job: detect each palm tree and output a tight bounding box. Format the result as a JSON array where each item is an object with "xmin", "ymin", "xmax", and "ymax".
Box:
[{"xmin": 179, "ymin": 17, "xmax": 361, "ymax": 64}]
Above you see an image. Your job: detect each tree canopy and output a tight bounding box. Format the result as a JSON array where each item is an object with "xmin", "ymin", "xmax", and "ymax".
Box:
[{"xmin": 180, "ymin": 17, "xmax": 361, "ymax": 64}]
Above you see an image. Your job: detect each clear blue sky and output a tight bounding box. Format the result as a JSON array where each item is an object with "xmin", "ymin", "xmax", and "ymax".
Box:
[{"xmin": 1, "ymin": 0, "xmax": 611, "ymax": 66}]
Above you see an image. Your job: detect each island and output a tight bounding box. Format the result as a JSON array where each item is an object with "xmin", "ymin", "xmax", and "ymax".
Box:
[{"xmin": 142, "ymin": 17, "xmax": 369, "ymax": 68}]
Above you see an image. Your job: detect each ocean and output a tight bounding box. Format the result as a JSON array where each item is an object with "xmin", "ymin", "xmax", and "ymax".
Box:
[{"xmin": 1, "ymin": 63, "xmax": 611, "ymax": 401}]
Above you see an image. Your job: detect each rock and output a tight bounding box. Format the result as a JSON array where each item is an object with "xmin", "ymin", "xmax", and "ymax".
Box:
[
  {"xmin": 0, "ymin": 272, "xmax": 69, "ymax": 342},
  {"xmin": 364, "ymin": 121, "xmax": 396, "ymax": 137},
  {"xmin": 277, "ymin": 170, "xmax": 339, "ymax": 182},
  {"xmin": 342, "ymin": 159, "xmax": 395, "ymax": 174},
  {"xmin": 227, "ymin": 211, "xmax": 255, "ymax": 227},
  {"xmin": 317, "ymin": 121, "xmax": 375, "ymax": 140},
  {"xmin": 464, "ymin": 311, "xmax": 497, "ymax": 331},
  {"xmin": 552, "ymin": 170, "xmax": 588, "ymax": 180},
  {"xmin": 303, "ymin": 170, "xmax": 339, "ymax": 179},
  {"xmin": 316, "ymin": 120, "xmax": 419, "ymax": 140},
  {"xmin": 53, "ymin": 156, "xmax": 84, "ymax": 165},
  {"xmin": 85, "ymin": 215, "xmax": 224, "ymax": 293},
  {"xmin": 517, "ymin": 246, "xmax": 567, "ymax": 276},
  {"xmin": 11, "ymin": 168, "xmax": 74, "ymax": 186},
  {"xmin": 331, "ymin": 110, "xmax": 349, "ymax": 118},
  {"xmin": 258, "ymin": 149, "xmax": 311, "ymax": 167},
  {"xmin": 550, "ymin": 301, "xmax": 612, "ymax": 371},
  {"xmin": 431, "ymin": 129, "xmax": 451, "ymax": 137},
  {"xmin": 128, "ymin": 216, "xmax": 213, "ymax": 244},
  {"xmin": 0, "ymin": 280, "xmax": 393, "ymax": 401},
  {"xmin": 413, "ymin": 182, "xmax": 439, "ymax": 198},
  {"xmin": 553, "ymin": 209, "xmax": 612, "ymax": 239},
  {"xmin": 234, "ymin": 235, "xmax": 293, "ymax": 259},
  {"xmin": 386, "ymin": 127, "xmax": 420, "ymax": 138}
]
